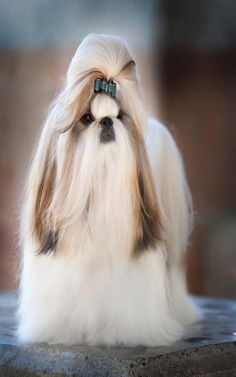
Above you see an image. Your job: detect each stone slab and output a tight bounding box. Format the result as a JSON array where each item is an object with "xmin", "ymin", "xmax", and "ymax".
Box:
[{"xmin": 0, "ymin": 292, "xmax": 236, "ymax": 376}]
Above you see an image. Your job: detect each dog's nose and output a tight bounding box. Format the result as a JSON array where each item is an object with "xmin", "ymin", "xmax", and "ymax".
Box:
[
  {"xmin": 100, "ymin": 117, "xmax": 113, "ymax": 129},
  {"xmin": 100, "ymin": 116, "xmax": 115, "ymax": 143}
]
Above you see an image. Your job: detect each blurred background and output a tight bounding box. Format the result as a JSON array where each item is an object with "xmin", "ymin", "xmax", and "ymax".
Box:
[{"xmin": 0, "ymin": 0, "xmax": 235, "ymax": 298}]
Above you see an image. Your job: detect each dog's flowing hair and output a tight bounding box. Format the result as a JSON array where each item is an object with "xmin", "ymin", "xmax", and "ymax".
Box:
[{"xmin": 18, "ymin": 34, "xmax": 198, "ymax": 346}]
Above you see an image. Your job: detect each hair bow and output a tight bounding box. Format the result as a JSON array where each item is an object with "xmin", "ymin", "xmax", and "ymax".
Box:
[{"xmin": 94, "ymin": 77, "xmax": 117, "ymax": 98}]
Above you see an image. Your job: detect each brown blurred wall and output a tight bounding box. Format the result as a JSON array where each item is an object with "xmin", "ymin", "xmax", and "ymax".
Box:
[
  {"xmin": 159, "ymin": 50, "xmax": 236, "ymax": 297},
  {"xmin": 157, "ymin": 0, "xmax": 236, "ymax": 298},
  {"xmin": 0, "ymin": 0, "xmax": 236, "ymax": 299}
]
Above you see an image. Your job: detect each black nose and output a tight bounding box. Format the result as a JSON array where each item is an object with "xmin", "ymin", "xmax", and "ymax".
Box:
[
  {"xmin": 100, "ymin": 116, "xmax": 115, "ymax": 143},
  {"xmin": 100, "ymin": 117, "xmax": 113, "ymax": 129}
]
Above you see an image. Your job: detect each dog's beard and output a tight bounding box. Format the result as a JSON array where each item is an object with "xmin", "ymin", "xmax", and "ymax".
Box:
[
  {"xmin": 50, "ymin": 117, "xmax": 137, "ymax": 255},
  {"xmin": 84, "ymin": 121, "xmax": 136, "ymax": 253}
]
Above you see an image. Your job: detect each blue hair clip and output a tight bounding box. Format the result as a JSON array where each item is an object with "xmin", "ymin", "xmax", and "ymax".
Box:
[{"xmin": 94, "ymin": 77, "xmax": 117, "ymax": 98}]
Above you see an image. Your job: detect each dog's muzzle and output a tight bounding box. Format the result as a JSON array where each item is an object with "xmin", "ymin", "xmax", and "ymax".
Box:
[{"xmin": 100, "ymin": 117, "xmax": 115, "ymax": 143}]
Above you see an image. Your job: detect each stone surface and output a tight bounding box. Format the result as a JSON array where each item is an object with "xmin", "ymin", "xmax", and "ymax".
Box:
[{"xmin": 0, "ymin": 292, "xmax": 236, "ymax": 376}]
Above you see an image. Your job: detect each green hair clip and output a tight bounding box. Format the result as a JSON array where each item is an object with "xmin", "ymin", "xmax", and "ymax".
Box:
[{"xmin": 94, "ymin": 77, "xmax": 117, "ymax": 98}]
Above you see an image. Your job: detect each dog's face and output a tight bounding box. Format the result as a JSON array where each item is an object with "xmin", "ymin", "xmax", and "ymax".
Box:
[
  {"xmin": 73, "ymin": 92, "xmax": 127, "ymax": 145},
  {"xmin": 88, "ymin": 94, "xmax": 119, "ymax": 143},
  {"xmin": 29, "ymin": 36, "xmax": 162, "ymax": 258}
]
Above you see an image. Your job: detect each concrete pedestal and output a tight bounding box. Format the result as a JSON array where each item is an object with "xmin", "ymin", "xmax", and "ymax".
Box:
[{"xmin": 0, "ymin": 292, "xmax": 236, "ymax": 376}]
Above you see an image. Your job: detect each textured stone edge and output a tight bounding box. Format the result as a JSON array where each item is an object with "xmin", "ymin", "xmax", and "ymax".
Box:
[
  {"xmin": 1, "ymin": 341, "xmax": 236, "ymax": 377},
  {"xmin": 0, "ymin": 342, "xmax": 130, "ymax": 377},
  {"xmin": 129, "ymin": 341, "xmax": 236, "ymax": 377}
]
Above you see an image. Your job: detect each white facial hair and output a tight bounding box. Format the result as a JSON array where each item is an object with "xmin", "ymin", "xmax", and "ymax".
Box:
[{"xmin": 49, "ymin": 94, "xmax": 137, "ymax": 256}]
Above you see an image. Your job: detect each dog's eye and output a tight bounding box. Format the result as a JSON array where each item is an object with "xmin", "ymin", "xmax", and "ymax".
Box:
[
  {"xmin": 80, "ymin": 113, "xmax": 94, "ymax": 126},
  {"xmin": 117, "ymin": 111, "xmax": 123, "ymax": 120}
]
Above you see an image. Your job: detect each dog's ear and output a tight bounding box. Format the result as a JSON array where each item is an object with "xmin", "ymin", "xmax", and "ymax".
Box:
[
  {"xmin": 33, "ymin": 141, "xmax": 57, "ymax": 253},
  {"xmin": 132, "ymin": 132, "xmax": 162, "ymax": 257},
  {"xmin": 21, "ymin": 71, "xmax": 101, "ymax": 255},
  {"xmin": 22, "ymin": 127, "xmax": 58, "ymax": 254}
]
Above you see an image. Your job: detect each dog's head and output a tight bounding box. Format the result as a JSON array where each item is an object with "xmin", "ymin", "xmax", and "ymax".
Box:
[{"xmin": 25, "ymin": 34, "xmax": 161, "ymax": 257}]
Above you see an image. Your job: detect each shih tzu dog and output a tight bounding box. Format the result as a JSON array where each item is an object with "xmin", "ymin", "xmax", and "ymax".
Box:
[{"xmin": 18, "ymin": 34, "xmax": 198, "ymax": 346}]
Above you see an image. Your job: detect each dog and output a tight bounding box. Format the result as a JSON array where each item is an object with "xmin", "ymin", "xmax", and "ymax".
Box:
[{"xmin": 17, "ymin": 33, "xmax": 198, "ymax": 346}]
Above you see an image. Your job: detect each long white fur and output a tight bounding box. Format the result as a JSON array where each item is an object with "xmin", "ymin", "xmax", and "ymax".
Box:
[{"xmin": 18, "ymin": 34, "xmax": 198, "ymax": 346}]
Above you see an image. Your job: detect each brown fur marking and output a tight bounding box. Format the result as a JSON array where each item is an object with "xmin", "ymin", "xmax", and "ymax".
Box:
[
  {"xmin": 129, "ymin": 125, "xmax": 162, "ymax": 257},
  {"xmin": 34, "ymin": 147, "xmax": 56, "ymax": 245}
]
